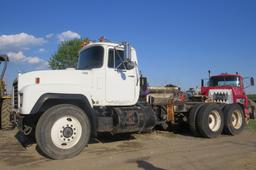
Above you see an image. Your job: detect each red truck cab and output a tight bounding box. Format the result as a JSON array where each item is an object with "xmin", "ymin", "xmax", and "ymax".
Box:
[{"xmin": 201, "ymin": 73, "xmax": 254, "ymax": 119}]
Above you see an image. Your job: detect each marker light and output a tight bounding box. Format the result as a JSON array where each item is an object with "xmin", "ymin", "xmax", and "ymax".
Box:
[
  {"xmin": 99, "ymin": 36, "xmax": 105, "ymax": 42},
  {"xmin": 35, "ymin": 77, "xmax": 40, "ymax": 84},
  {"xmin": 80, "ymin": 39, "xmax": 90, "ymax": 48}
]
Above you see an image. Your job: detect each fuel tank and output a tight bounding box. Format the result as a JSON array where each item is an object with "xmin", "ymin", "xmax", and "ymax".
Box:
[{"xmin": 111, "ymin": 104, "xmax": 157, "ymax": 134}]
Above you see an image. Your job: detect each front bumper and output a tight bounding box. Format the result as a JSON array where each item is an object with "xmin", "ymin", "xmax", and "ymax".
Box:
[
  {"xmin": 12, "ymin": 110, "xmax": 32, "ymax": 135},
  {"xmin": 12, "ymin": 110, "xmax": 24, "ymax": 131}
]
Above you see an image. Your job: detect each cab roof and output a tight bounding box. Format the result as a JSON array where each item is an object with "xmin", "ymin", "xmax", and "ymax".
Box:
[
  {"xmin": 79, "ymin": 41, "xmax": 134, "ymax": 53},
  {"xmin": 211, "ymin": 73, "xmax": 242, "ymax": 78}
]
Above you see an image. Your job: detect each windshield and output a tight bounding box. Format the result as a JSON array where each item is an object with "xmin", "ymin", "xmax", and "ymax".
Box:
[
  {"xmin": 77, "ymin": 46, "xmax": 104, "ymax": 70},
  {"xmin": 209, "ymin": 76, "xmax": 240, "ymax": 87}
]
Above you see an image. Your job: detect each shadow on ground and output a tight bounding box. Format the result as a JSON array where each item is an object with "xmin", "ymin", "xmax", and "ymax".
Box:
[
  {"xmin": 137, "ymin": 160, "xmax": 166, "ymax": 170},
  {"xmin": 90, "ymin": 132, "xmax": 136, "ymax": 144}
]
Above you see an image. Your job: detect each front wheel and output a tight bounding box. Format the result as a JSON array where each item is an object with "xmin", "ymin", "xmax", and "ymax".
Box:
[
  {"xmin": 223, "ymin": 104, "xmax": 245, "ymax": 135},
  {"xmin": 36, "ymin": 104, "xmax": 91, "ymax": 160}
]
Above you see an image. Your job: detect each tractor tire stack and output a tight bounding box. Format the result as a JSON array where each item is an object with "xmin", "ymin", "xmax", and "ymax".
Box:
[{"xmin": 0, "ymin": 99, "xmax": 14, "ymax": 130}]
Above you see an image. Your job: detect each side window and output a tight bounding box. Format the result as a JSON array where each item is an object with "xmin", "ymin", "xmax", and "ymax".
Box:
[{"xmin": 108, "ymin": 49, "xmax": 126, "ymax": 69}]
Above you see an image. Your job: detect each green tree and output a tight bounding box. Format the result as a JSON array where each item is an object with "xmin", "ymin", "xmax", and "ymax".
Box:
[{"xmin": 49, "ymin": 39, "xmax": 85, "ymax": 69}]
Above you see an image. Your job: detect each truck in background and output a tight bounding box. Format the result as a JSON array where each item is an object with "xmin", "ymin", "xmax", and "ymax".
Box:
[
  {"xmin": 11, "ymin": 39, "xmax": 254, "ymax": 159},
  {"xmin": 200, "ymin": 72, "xmax": 255, "ymax": 121},
  {"xmin": 199, "ymin": 72, "xmax": 255, "ymax": 134}
]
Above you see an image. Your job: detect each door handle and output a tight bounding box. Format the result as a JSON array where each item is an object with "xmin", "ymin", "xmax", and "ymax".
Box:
[{"xmin": 128, "ymin": 75, "xmax": 135, "ymax": 78}]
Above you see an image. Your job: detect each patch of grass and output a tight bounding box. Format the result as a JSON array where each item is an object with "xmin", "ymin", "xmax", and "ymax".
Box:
[
  {"xmin": 248, "ymin": 119, "xmax": 256, "ymax": 129},
  {"xmin": 248, "ymin": 94, "xmax": 256, "ymax": 101}
]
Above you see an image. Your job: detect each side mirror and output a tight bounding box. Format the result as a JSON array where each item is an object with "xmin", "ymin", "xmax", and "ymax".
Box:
[
  {"xmin": 250, "ymin": 77, "xmax": 254, "ymax": 86},
  {"xmin": 124, "ymin": 60, "xmax": 135, "ymax": 70},
  {"xmin": 123, "ymin": 42, "xmax": 131, "ymax": 60},
  {"xmin": 122, "ymin": 42, "xmax": 135, "ymax": 70}
]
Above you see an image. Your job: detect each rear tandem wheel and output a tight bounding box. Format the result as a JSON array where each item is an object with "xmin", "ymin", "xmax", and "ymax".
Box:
[
  {"xmin": 196, "ymin": 104, "xmax": 224, "ymax": 138},
  {"xmin": 223, "ymin": 104, "xmax": 245, "ymax": 135}
]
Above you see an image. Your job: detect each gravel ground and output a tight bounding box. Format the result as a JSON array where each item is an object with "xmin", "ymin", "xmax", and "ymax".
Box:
[{"xmin": 0, "ymin": 126, "xmax": 255, "ymax": 170}]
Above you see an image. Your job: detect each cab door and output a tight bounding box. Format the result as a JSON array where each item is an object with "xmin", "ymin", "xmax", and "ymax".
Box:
[{"xmin": 106, "ymin": 48, "xmax": 136, "ymax": 105}]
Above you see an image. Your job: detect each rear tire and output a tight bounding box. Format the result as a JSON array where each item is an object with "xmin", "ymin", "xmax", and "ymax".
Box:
[
  {"xmin": 1, "ymin": 99, "xmax": 14, "ymax": 130},
  {"xmin": 36, "ymin": 104, "xmax": 91, "ymax": 160},
  {"xmin": 188, "ymin": 103, "xmax": 204, "ymax": 137},
  {"xmin": 223, "ymin": 104, "xmax": 245, "ymax": 135},
  {"xmin": 197, "ymin": 104, "xmax": 224, "ymax": 138}
]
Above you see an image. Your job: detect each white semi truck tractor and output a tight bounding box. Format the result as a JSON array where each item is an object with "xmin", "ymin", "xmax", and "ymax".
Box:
[{"xmin": 12, "ymin": 40, "xmax": 247, "ymax": 159}]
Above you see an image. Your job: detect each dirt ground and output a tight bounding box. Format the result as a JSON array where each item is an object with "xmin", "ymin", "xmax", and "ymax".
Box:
[{"xmin": 0, "ymin": 127, "xmax": 255, "ymax": 170}]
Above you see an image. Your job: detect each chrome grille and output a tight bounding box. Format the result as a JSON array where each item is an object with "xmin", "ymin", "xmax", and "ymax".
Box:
[
  {"xmin": 209, "ymin": 89, "xmax": 233, "ymax": 104},
  {"xmin": 212, "ymin": 92, "xmax": 228, "ymax": 103},
  {"xmin": 13, "ymin": 81, "xmax": 18, "ymax": 109}
]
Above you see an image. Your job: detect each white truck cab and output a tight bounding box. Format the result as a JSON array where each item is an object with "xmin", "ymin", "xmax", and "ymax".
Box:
[{"xmin": 13, "ymin": 42, "xmax": 140, "ymax": 116}]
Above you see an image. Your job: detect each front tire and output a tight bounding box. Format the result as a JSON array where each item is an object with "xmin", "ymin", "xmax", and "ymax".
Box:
[
  {"xmin": 223, "ymin": 104, "xmax": 245, "ymax": 135},
  {"xmin": 197, "ymin": 104, "xmax": 224, "ymax": 138},
  {"xmin": 36, "ymin": 104, "xmax": 91, "ymax": 160}
]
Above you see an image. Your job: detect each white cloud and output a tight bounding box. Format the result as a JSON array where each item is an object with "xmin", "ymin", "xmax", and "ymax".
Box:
[
  {"xmin": 57, "ymin": 30, "xmax": 81, "ymax": 42},
  {"xmin": 7, "ymin": 51, "xmax": 25, "ymax": 61},
  {"xmin": 46, "ymin": 33, "xmax": 54, "ymax": 39},
  {"xmin": 38, "ymin": 48, "xmax": 46, "ymax": 52},
  {"xmin": 24, "ymin": 56, "xmax": 42, "ymax": 64},
  {"xmin": 36, "ymin": 62, "xmax": 49, "ymax": 70},
  {"xmin": 7, "ymin": 51, "xmax": 49, "ymax": 68},
  {"xmin": 0, "ymin": 33, "xmax": 46, "ymax": 52}
]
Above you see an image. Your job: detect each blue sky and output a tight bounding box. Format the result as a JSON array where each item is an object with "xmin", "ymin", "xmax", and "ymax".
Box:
[{"xmin": 0, "ymin": 0, "xmax": 256, "ymax": 93}]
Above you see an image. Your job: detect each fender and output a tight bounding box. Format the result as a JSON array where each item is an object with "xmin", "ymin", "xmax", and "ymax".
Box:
[{"xmin": 31, "ymin": 93, "xmax": 97, "ymax": 137}]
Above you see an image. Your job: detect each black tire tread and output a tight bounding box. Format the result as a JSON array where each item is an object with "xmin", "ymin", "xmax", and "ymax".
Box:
[
  {"xmin": 197, "ymin": 104, "xmax": 224, "ymax": 138},
  {"xmin": 223, "ymin": 104, "xmax": 245, "ymax": 135},
  {"xmin": 188, "ymin": 103, "xmax": 204, "ymax": 137},
  {"xmin": 1, "ymin": 99, "xmax": 14, "ymax": 130},
  {"xmin": 36, "ymin": 104, "xmax": 91, "ymax": 160}
]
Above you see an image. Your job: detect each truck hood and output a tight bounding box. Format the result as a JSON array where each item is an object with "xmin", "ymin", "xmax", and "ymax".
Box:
[{"xmin": 17, "ymin": 69, "xmax": 92, "ymax": 91}]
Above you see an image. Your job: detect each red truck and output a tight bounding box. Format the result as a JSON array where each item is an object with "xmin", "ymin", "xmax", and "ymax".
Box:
[{"xmin": 199, "ymin": 72, "xmax": 254, "ymax": 135}]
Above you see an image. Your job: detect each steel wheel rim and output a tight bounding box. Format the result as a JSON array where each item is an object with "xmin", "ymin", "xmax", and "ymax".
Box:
[
  {"xmin": 231, "ymin": 110, "xmax": 242, "ymax": 129},
  {"xmin": 51, "ymin": 116, "xmax": 82, "ymax": 149},
  {"xmin": 208, "ymin": 110, "xmax": 221, "ymax": 132}
]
